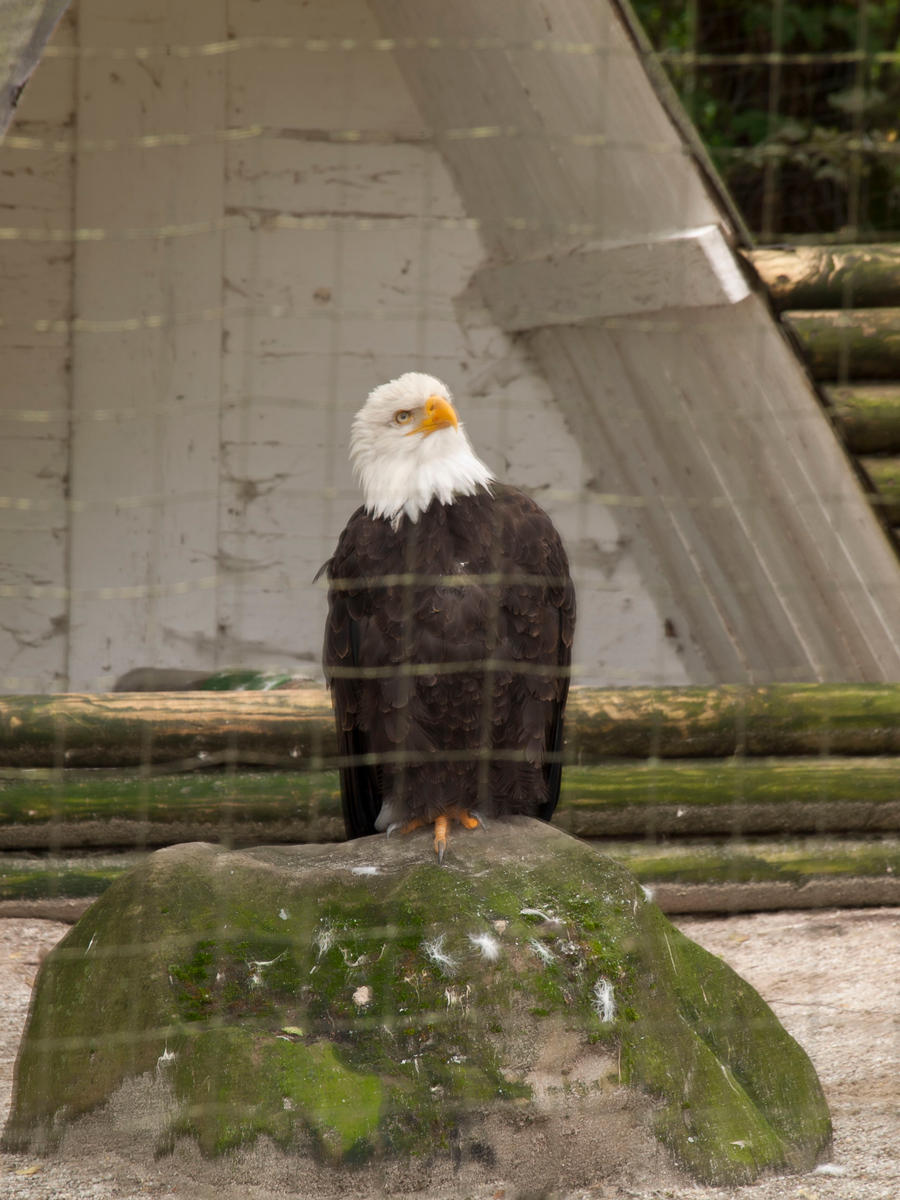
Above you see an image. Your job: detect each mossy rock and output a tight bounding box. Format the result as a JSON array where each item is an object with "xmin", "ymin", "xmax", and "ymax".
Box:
[{"xmin": 3, "ymin": 820, "xmax": 831, "ymax": 1190}]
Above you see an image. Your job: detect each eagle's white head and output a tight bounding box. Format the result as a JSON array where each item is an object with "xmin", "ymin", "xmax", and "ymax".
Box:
[{"xmin": 350, "ymin": 372, "xmax": 494, "ymax": 527}]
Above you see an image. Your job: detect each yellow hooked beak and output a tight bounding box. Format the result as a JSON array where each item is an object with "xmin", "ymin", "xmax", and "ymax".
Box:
[{"xmin": 408, "ymin": 394, "xmax": 459, "ymax": 437}]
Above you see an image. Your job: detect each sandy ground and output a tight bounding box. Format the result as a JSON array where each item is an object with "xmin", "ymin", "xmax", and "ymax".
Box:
[{"xmin": 0, "ymin": 907, "xmax": 897, "ymax": 1200}]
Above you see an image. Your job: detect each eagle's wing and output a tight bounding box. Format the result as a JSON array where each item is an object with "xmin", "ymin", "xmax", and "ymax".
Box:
[
  {"xmin": 493, "ymin": 487, "xmax": 575, "ymax": 822},
  {"xmin": 322, "ymin": 513, "xmax": 384, "ymax": 838},
  {"xmin": 538, "ymin": 571, "xmax": 575, "ymax": 821}
]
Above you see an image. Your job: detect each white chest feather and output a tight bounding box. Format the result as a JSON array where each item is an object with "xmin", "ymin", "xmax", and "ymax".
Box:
[{"xmin": 354, "ymin": 426, "xmax": 494, "ymax": 528}]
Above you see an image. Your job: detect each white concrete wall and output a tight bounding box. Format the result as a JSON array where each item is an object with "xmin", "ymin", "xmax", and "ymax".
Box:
[
  {"xmin": 0, "ymin": 7, "xmax": 75, "ymax": 692},
  {"xmin": 0, "ymin": 0, "xmax": 699, "ymax": 691}
]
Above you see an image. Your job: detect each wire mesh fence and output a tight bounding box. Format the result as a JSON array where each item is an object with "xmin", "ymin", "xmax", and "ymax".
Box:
[{"xmin": 0, "ymin": 0, "xmax": 898, "ymax": 1194}]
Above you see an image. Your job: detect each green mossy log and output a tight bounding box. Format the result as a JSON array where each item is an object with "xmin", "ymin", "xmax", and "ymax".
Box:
[
  {"xmin": 746, "ymin": 244, "xmax": 900, "ymax": 310},
  {"xmin": 0, "ymin": 767, "xmax": 343, "ymax": 846},
  {"xmin": 612, "ymin": 836, "xmax": 900, "ymax": 887},
  {"xmin": 2, "ymin": 823, "xmax": 831, "ymax": 1187},
  {"xmin": 3, "ymin": 684, "xmax": 900, "ymax": 768},
  {"xmin": 0, "ymin": 853, "xmax": 143, "ymax": 902},
  {"xmin": 0, "ymin": 688, "xmax": 334, "ymax": 769},
  {"xmin": 783, "ymin": 308, "xmax": 900, "ymax": 381},
  {"xmin": 859, "ymin": 456, "xmax": 900, "ymax": 526},
  {"xmin": 2, "ymin": 756, "xmax": 899, "ymax": 850},
  {"xmin": 558, "ymin": 757, "xmax": 900, "ymax": 837},
  {"xmin": 2, "ymin": 836, "xmax": 896, "ymax": 907},
  {"xmin": 825, "ymin": 385, "xmax": 900, "ymax": 454}
]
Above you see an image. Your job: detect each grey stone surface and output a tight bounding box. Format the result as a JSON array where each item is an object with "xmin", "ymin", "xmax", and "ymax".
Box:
[
  {"xmin": 2, "ymin": 905, "xmax": 897, "ymax": 1199},
  {"xmin": 3, "ymin": 822, "xmax": 831, "ymax": 1190}
]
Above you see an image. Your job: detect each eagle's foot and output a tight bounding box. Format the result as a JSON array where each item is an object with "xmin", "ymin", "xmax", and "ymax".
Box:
[{"xmin": 387, "ymin": 809, "xmax": 482, "ymax": 861}]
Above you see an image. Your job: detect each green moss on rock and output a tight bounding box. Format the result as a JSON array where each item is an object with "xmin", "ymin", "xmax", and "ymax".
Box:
[
  {"xmin": 2, "ymin": 822, "xmax": 831, "ymax": 1187},
  {"xmin": 169, "ymin": 1029, "xmax": 383, "ymax": 1160}
]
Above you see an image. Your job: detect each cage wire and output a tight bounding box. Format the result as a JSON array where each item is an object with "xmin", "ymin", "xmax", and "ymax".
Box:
[{"xmin": 0, "ymin": 0, "xmax": 899, "ymax": 1190}]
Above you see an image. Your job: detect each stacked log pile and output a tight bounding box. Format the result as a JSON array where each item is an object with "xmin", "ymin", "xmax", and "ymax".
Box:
[
  {"xmin": 747, "ymin": 244, "xmax": 900, "ymax": 537},
  {"xmin": 1, "ymin": 685, "xmax": 898, "ymax": 916}
]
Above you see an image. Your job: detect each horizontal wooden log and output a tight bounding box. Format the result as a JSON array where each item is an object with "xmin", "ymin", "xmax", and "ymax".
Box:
[
  {"xmin": 650, "ymin": 876, "xmax": 900, "ymax": 914},
  {"xmin": 0, "ymin": 853, "xmax": 143, "ymax": 903},
  {"xmin": 859, "ymin": 456, "xmax": 900, "ymax": 527},
  {"xmin": 746, "ymin": 244, "xmax": 900, "ymax": 311},
  {"xmin": 783, "ymin": 309, "xmax": 900, "ymax": 381},
  {"xmin": 0, "ymin": 688, "xmax": 334, "ymax": 769},
  {"xmin": 2, "ymin": 838, "xmax": 896, "ymax": 914},
  {"xmin": 0, "ymin": 768, "xmax": 343, "ymax": 846},
  {"xmin": 825, "ymin": 385, "xmax": 900, "ymax": 454},
  {"xmin": 5, "ymin": 685, "xmax": 900, "ymax": 769},
  {"xmin": 612, "ymin": 836, "xmax": 900, "ymax": 886},
  {"xmin": 557, "ymin": 759, "xmax": 900, "ymax": 838},
  {"xmin": 564, "ymin": 685, "xmax": 900, "ymax": 760},
  {"xmin": 2, "ymin": 757, "xmax": 899, "ymax": 849}
]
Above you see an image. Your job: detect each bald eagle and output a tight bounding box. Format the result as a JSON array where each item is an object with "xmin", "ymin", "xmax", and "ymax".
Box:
[{"xmin": 321, "ymin": 372, "xmax": 575, "ymax": 859}]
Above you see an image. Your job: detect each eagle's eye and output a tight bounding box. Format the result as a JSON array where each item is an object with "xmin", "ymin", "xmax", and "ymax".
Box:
[{"xmin": 393, "ymin": 409, "xmax": 413, "ymax": 425}]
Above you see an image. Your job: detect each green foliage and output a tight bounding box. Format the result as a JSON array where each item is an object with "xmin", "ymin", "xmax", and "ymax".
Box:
[
  {"xmin": 631, "ymin": 0, "xmax": 900, "ymax": 237},
  {"xmin": 194, "ymin": 668, "xmax": 295, "ymax": 691}
]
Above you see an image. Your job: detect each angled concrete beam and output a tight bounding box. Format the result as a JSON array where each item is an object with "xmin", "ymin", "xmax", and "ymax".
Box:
[
  {"xmin": 476, "ymin": 225, "xmax": 750, "ymax": 331},
  {"xmin": 0, "ymin": 0, "xmax": 71, "ymax": 139},
  {"xmin": 368, "ymin": 0, "xmax": 900, "ymax": 681}
]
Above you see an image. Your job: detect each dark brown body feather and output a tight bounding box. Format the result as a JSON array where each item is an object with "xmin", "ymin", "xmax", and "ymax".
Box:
[{"xmin": 322, "ymin": 485, "xmax": 575, "ymax": 838}]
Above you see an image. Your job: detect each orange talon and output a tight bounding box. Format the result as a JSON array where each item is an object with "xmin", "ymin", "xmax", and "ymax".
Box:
[
  {"xmin": 397, "ymin": 817, "xmax": 425, "ymax": 835},
  {"xmin": 457, "ymin": 810, "xmax": 480, "ymax": 830},
  {"xmin": 433, "ymin": 815, "xmax": 450, "ymax": 862}
]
